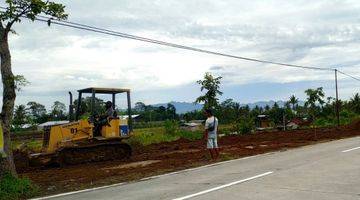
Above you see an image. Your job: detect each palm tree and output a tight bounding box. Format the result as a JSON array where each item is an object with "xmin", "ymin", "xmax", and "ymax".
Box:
[{"xmin": 288, "ymin": 95, "xmax": 299, "ymax": 111}]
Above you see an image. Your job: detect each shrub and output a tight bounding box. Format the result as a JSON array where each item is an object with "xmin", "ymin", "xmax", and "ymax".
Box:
[
  {"xmin": 177, "ymin": 130, "xmax": 203, "ymax": 141},
  {"xmin": 232, "ymin": 117, "xmax": 254, "ymax": 134},
  {"xmin": 339, "ymin": 110, "xmax": 358, "ymax": 125},
  {"xmin": 312, "ymin": 117, "xmax": 334, "ymax": 127},
  {"xmin": 164, "ymin": 120, "xmax": 178, "ymax": 135},
  {"xmin": 0, "ymin": 173, "xmax": 39, "ymax": 200}
]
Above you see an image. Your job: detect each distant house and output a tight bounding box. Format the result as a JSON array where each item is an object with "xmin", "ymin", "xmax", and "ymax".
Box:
[
  {"xmin": 286, "ymin": 122, "xmax": 299, "ymax": 130},
  {"xmin": 286, "ymin": 118, "xmax": 311, "ymax": 129},
  {"xmin": 37, "ymin": 121, "xmax": 69, "ymax": 130},
  {"xmin": 256, "ymin": 115, "xmax": 272, "ymax": 130}
]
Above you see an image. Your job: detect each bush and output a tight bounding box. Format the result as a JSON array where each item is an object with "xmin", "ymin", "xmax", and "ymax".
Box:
[
  {"xmin": 218, "ymin": 126, "xmax": 233, "ymax": 136},
  {"xmin": 312, "ymin": 117, "xmax": 334, "ymax": 127},
  {"xmin": 339, "ymin": 110, "xmax": 358, "ymax": 125},
  {"xmin": 232, "ymin": 117, "xmax": 254, "ymax": 134},
  {"xmin": 176, "ymin": 130, "xmax": 203, "ymax": 141},
  {"xmin": 0, "ymin": 173, "xmax": 39, "ymax": 200},
  {"xmin": 164, "ymin": 120, "xmax": 178, "ymax": 135}
]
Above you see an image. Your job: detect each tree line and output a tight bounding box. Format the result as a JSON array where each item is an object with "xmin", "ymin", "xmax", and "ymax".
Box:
[
  {"xmin": 193, "ymin": 73, "xmax": 360, "ymax": 132},
  {"xmin": 12, "ymin": 101, "xmax": 67, "ymax": 129}
]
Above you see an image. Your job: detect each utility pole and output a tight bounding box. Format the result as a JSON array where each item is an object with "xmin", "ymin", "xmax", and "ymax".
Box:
[{"xmin": 335, "ymin": 69, "xmax": 340, "ymax": 127}]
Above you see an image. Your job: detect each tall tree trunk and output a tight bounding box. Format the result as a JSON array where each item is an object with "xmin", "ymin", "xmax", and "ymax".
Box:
[{"xmin": 0, "ymin": 28, "xmax": 17, "ymax": 177}]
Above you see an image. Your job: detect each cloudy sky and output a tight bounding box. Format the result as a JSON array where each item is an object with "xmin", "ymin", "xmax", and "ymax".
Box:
[{"xmin": 2, "ymin": 0, "xmax": 360, "ymax": 108}]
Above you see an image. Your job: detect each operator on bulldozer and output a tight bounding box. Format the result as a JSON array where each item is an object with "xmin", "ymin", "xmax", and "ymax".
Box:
[{"xmin": 93, "ymin": 101, "xmax": 117, "ymax": 137}]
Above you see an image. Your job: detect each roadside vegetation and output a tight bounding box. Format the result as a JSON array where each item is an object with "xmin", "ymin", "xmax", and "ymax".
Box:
[{"xmin": 0, "ymin": 173, "xmax": 39, "ymax": 200}]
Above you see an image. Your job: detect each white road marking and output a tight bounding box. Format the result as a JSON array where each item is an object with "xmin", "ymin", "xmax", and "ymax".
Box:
[
  {"xmin": 172, "ymin": 171, "xmax": 273, "ymax": 200},
  {"xmin": 30, "ymin": 153, "xmax": 272, "ymax": 200},
  {"xmin": 342, "ymin": 146, "xmax": 360, "ymax": 153},
  {"xmin": 30, "ymin": 182, "xmax": 126, "ymax": 200}
]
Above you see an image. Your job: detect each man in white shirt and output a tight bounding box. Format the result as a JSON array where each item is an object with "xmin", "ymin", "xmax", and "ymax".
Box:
[{"xmin": 204, "ymin": 109, "xmax": 219, "ymax": 160}]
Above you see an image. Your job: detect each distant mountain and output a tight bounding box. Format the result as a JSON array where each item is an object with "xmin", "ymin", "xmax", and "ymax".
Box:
[{"xmin": 151, "ymin": 100, "xmax": 305, "ymax": 114}]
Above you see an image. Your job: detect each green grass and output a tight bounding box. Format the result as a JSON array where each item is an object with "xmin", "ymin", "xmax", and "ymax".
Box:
[
  {"xmin": 128, "ymin": 127, "xmax": 178, "ymax": 146},
  {"xmin": 0, "ymin": 173, "xmax": 39, "ymax": 200},
  {"xmin": 127, "ymin": 126, "xmax": 203, "ymax": 146}
]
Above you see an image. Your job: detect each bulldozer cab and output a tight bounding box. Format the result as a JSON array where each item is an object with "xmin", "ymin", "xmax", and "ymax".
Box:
[{"xmin": 69, "ymin": 87, "xmax": 133, "ymax": 136}]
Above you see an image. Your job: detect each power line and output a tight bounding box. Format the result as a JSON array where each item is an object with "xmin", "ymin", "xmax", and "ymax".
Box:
[
  {"xmin": 0, "ymin": 7, "xmax": 334, "ymax": 72},
  {"xmin": 37, "ymin": 18, "xmax": 333, "ymax": 71},
  {"xmin": 337, "ymin": 70, "xmax": 360, "ymax": 82}
]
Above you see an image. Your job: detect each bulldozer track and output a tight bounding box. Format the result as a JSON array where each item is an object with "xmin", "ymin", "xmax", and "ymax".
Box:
[{"xmin": 58, "ymin": 141, "xmax": 132, "ymax": 165}]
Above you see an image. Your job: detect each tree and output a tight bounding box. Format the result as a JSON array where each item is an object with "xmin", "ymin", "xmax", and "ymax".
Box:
[
  {"xmin": 349, "ymin": 93, "xmax": 360, "ymax": 114},
  {"xmin": 134, "ymin": 102, "xmax": 146, "ymax": 112},
  {"xmin": 166, "ymin": 103, "xmax": 176, "ymax": 119},
  {"xmin": 195, "ymin": 72, "xmax": 223, "ymax": 109},
  {"xmin": 218, "ymin": 99, "xmax": 238, "ymax": 123},
  {"xmin": 0, "ymin": 0, "xmax": 67, "ymax": 176},
  {"xmin": 304, "ymin": 87, "xmax": 325, "ymax": 120},
  {"xmin": 27, "ymin": 101, "xmax": 46, "ymax": 118},
  {"xmin": 12, "ymin": 104, "xmax": 27, "ymax": 128},
  {"xmin": 26, "ymin": 101, "xmax": 49, "ymax": 123},
  {"xmin": 268, "ymin": 102, "xmax": 284, "ymax": 125},
  {"xmin": 51, "ymin": 101, "xmax": 66, "ymax": 120},
  {"xmin": 264, "ymin": 105, "xmax": 270, "ymax": 112},
  {"xmin": 288, "ymin": 95, "xmax": 299, "ymax": 111},
  {"xmin": 74, "ymin": 97, "xmax": 105, "ymax": 117}
]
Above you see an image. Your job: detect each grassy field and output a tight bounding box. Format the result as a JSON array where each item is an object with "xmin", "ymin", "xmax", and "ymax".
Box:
[{"xmin": 128, "ymin": 126, "xmax": 203, "ymax": 146}]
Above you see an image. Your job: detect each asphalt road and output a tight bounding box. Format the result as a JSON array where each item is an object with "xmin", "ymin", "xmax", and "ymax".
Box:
[{"xmin": 35, "ymin": 136, "xmax": 360, "ymax": 200}]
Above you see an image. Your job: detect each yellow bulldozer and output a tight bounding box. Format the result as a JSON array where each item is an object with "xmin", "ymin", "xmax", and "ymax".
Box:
[{"xmin": 22, "ymin": 87, "xmax": 134, "ymax": 167}]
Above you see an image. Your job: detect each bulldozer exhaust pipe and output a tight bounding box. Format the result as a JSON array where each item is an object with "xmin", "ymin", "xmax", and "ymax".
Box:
[{"xmin": 68, "ymin": 91, "xmax": 74, "ymax": 121}]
